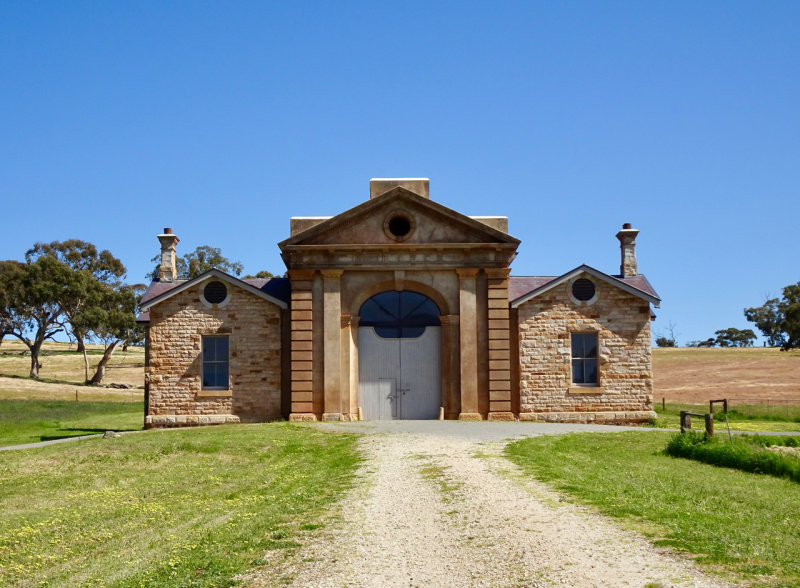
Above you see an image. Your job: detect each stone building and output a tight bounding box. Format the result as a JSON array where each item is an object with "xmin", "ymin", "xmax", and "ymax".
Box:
[{"xmin": 138, "ymin": 178, "xmax": 660, "ymax": 427}]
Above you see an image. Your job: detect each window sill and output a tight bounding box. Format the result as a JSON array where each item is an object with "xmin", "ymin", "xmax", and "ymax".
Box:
[
  {"xmin": 197, "ymin": 389, "xmax": 232, "ymax": 398},
  {"xmin": 568, "ymin": 386, "xmax": 604, "ymax": 395}
]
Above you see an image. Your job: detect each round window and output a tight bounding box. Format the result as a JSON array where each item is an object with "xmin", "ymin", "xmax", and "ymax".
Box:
[
  {"xmin": 388, "ymin": 215, "xmax": 411, "ymax": 238},
  {"xmin": 571, "ymin": 278, "xmax": 595, "ymax": 302},
  {"xmin": 203, "ymin": 281, "xmax": 228, "ymax": 304}
]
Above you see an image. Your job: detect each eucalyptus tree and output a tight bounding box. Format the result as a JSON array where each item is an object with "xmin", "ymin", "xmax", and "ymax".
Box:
[
  {"xmin": 26, "ymin": 240, "xmax": 126, "ymax": 352},
  {"xmin": 74, "ymin": 284, "xmax": 138, "ymax": 384},
  {"xmin": 0, "ymin": 257, "xmax": 72, "ymax": 378}
]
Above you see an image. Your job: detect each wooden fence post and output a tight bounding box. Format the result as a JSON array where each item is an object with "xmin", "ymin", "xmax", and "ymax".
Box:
[{"xmin": 680, "ymin": 411, "xmax": 690, "ymax": 434}]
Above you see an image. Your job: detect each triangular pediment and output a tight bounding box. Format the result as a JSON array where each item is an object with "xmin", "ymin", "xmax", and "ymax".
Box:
[{"xmin": 279, "ymin": 187, "xmax": 520, "ymax": 249}]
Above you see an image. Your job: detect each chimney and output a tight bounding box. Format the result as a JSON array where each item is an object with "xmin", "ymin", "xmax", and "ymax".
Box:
[
  {"xmin": 369, "ymin": 178, "xmax": 430, "ymax": 199},
  {"xmin": 157, "ymin": 227, "xmax": 179, "ymax": 282},
  {"xmin": 616, "ymin": 223, "xmax": 639, "ymax": 278}
]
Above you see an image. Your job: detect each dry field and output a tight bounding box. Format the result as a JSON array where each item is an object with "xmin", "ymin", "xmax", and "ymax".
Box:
[
  {"xmin": 0, "ymin": 339, "xmax": 144, "ymax": 402},
  {"xmin": 653, "ymin": 347, "xmax": 800, "ymax": 404},
  {"xmin": 2, "ymin": 340, "xmax": 798, "ymax": 407}
]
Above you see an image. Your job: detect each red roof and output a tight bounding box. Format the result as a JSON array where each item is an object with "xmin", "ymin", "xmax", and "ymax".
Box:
[
  {"xmin": 137, "ymin": 277, "xmax": 290, "ymax": 323},
  {"xmin": 508, "ymin": 273, "xmax": 659, "ymax": 302}
]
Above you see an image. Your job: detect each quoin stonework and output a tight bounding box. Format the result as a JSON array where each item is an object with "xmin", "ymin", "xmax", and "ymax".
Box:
[{"xmin": 138, "ymin": 179, "xmax": 660, "ymax": 427}]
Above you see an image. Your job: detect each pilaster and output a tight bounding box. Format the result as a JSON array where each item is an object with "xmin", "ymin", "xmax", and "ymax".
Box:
[
  {"xmin": 288, "ymin": 269, "xmax": 317, "ymax": 421},
  {"xmin": 439, "ymin": 314, "xmax": 460, "ymax": 419},
  {"xmin": 457, "ymin": 268, "xmax": 482, "ymax": 420},
  {"xmin": 341, "ymin": 314, "xmax": 360, "ymax": 420},
  {"xmin": 322, "ymin": 269, "xmax": 344, "ymax": 421},
  {"xmin": 486, "ymin": 268, "xmax": 514, "ymax": 421}
]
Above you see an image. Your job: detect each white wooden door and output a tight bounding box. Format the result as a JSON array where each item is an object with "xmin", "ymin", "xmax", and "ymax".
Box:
[{"xmin": 358, "ymin": 326, "xmax": 441, "ymax": 420}]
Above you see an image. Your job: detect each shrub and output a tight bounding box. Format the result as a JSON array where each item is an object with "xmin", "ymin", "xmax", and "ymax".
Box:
[{"xmin": 665, "ymin": 431, "xmax": 800, "ymax": 483}]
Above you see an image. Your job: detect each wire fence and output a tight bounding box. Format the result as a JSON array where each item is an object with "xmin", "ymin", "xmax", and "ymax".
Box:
[{"xmin": 660, "ymin": 397, "xmax": 800, "ymax": 421}]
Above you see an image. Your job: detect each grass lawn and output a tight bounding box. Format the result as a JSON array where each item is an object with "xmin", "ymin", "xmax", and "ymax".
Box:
[
  {"xmin": 0, "ymin": 423, "xmax": 360, "ymax": 587},
  {"xmin": 506, "ymin": 432, "xmax": 800, "ymax": 586},
  {"xmin": 0, "ymin": 400, "xmax": 144, "ymax": 447},
  {"xmin": 649, "ymin": 402, "xmax": 800, "ymax": 433}
]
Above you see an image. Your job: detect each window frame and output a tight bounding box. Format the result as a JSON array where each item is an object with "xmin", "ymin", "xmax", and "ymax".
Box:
[
  {"xmin": 200, "ymin": 280, "xmax": 232, "ymax": 309},
  {"xmin": 570, "ymin": 332, "xmax": 599, "ymax": 386},
  {"xmin": 567, "ymin": 275, "xmax": 599, "ymax": 306},
  {"xmin": 201, "ymin": 335, "xmax": 230, "ymax": 391}
]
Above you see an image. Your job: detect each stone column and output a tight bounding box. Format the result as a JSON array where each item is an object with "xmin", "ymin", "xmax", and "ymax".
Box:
[
  {"xmin": 289, "ymin": 270, "xmax": 316, "ymax": 421},
  {"xmin": 486, "ymin": 268, "xmax": 514, "ymax": 421},
  {"xmin": 341, "ymin": 314, "xmax": 359, "ymax": 421},
  {"xmin": 457, "ymin": 269, "xmax": 481, "ymax": 420},
  {"xmin": 439, "ymin": 314, "xmax": 459, "ymax": 419},
  {"xmin": 322, "ymin": 270, "xmax": 343, "ymax": 421}
]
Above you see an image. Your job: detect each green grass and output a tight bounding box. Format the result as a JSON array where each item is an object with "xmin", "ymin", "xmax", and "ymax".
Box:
[
  {"xmin": 666, "ymin": 431, "xmax": 800, "ymax": 483},
  {"xmin": 648, "ymin": 402, "xmax": 800, "ymax": 433},
  {"xmin": 0, "ymin": 400, "xmax": 144, "ymax": 447},
  {"xmin": 0, "ymin": 423, "xmax": 360, "ymax": 587},
  {"xmin": 506, "ymin": 432, "xmax": 800, "ymax": 585}
]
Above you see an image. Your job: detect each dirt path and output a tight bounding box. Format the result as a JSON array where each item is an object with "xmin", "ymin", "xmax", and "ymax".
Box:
[{"xmin": 244, "ymin": 432, "xmax": 728, "ymax": 587}]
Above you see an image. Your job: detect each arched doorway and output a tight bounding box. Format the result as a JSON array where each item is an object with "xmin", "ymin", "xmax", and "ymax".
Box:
[{"xmin": 357, "ymin": 291, "xmax": 441, "ymax": 420}]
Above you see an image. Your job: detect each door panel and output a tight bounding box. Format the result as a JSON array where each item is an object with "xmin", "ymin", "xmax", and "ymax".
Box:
[
  {"xmin": 358, "ymin": 328, "xmax": 399, "ymax": 420},
  {"xmin": 399, "ymin": 327, "xmax": 441, "ymax": 419},
  {"xmin": 358, "ymin": 326, "xmax": 440, "ymax": 420}
]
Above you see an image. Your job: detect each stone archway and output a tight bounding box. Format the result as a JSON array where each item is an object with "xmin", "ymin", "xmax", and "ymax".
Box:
[{"xmin": 357, "ymin": 291, "xmax": 442, "ymax": 420}]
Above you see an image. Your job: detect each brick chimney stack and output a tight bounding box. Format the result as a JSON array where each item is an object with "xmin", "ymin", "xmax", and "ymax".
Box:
[
  {"xmin": 157, "ymin": 228, "xmax": 179, "ymax": 282},
  {"xmin": 616, "ymin": 223, "xmax": 639, "ymax": 278}
]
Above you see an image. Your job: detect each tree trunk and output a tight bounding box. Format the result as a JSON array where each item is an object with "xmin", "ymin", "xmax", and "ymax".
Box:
[
  {"xmin": 82, "ymin": 346, "xmax": 90, "ymax": 384},
  {"xmin": 29, "ymin": 339, "xmax": 43, "ymax": 379},
  {"xmin": 76, "ymin": 336, "xmax": 86, "ymax": 354},
  {"xmin": 89, "ymin": 341, "xmax": 119, "ymax": 385}
]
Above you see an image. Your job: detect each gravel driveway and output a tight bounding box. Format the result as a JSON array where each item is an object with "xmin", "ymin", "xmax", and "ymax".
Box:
[{"xmin": 244, "ymin": 422, "xmax": 728, "ymax": 588}]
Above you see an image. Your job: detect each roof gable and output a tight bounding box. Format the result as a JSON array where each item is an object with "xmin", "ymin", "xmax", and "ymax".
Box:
[
  {"xmin": 279, "ymin": 187, "xmax": 519, "ymax": 249},
  {"xmin": 140, "ymin": 269, "xmax": 289, "ymax": 312},
  {"xmin": 510, "ymin": 265, "xmax": 661, "ymax": 308}
]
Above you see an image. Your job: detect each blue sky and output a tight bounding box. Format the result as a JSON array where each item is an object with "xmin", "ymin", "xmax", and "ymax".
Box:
[{"xmin": 1, "ymin": 1, "xmax": 798, "ymax": 345}]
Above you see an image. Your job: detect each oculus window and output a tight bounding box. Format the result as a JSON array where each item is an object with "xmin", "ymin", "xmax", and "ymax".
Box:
[
  {"xmin": 359, "ymin": 291, "xmax": 440, "ymax": 338},
  {"xmin": 383, "ymin": 211, "xmax": 415, "ymax": 241},
  {"xmin": 571, "ymin": 278, "xmax": 595, "ymax": 301},
  {"xmin": 571, "ymin": 333, "xmax": 598, "ymax": 385},
  {"xmin": 202, "ymin": 336, "xmax": 229, "ymax": 388},
  {"xmin": 203, "ymin": 281, "xmax": 228, "ymax": 305}
]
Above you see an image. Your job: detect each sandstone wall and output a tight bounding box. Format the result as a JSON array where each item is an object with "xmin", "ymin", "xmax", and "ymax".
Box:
[
  {"xmin": 146, "ymin": 282, "xmax": 282, "ymax": 427},
  {"xmin": 516, "ymin": 277, "xmax": 655, "ymax": 424}
]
